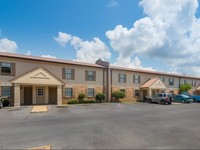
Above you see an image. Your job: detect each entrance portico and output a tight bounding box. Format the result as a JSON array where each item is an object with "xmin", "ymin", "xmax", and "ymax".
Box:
[
  {"xmin": 140, "ymin": 78, "xmax": 166, "ymax": 100},
  {"xmin": 11, "ymin": 67, "xmax": 64, "ymax": 106}
]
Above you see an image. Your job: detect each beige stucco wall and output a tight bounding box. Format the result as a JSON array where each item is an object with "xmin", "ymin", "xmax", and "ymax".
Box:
[
  {"xmin": 111, "ymin": 69, "xmax": 200, "ymax": 92},
  {"xmin": 0, "ymin": 57, "xmax": 104, "ymax": 86}
]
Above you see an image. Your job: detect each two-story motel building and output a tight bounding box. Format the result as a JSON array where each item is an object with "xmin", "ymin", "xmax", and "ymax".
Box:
[{"xmin": 0, "ymin": 52, "xmax": 200, "ymax": 106}]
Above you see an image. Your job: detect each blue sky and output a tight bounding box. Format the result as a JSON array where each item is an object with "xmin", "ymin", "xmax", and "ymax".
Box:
[{"xmin": 1, "ymin": 0, "xmax": 200, "ymax": 76}]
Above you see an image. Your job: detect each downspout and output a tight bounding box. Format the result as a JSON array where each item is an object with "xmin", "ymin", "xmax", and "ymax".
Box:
[{"xmin": 107, "ymin": 65, "xmax": 111, "ymax": 102}]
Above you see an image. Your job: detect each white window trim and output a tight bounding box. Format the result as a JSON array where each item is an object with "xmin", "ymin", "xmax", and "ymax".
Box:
[{"xmin": 37, "ymin": 87, "xmax": 45, "ymax": 97}]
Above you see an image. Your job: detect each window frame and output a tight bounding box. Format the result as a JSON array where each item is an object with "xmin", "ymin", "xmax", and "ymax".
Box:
[
  {"xmin": 192, "ymin": 80, "xmax": 196, "ymax": 87},
  {"xmin": 169, "ymin": 78, "xmax": 174, "ymax": 86},
  {"xmin": 119, "ymin": 74, "xmax": 126, "ymax": 83},
  {"xmin": 1, "ymin": 62, "xmax": 11, "ymax": 75},
  {"xmin": 87, "ymin": 71, "xmax": 95, "ymax": 81},
  {"xmin": 88, "ymin": 88, "xmax": 94, "ymax": 97},
  {"xmin": 1, "ymin": 86, "xmax": 12, "ymax": 97},
  {"xmin": 120, "ymin": 89, "xmax": 125, "ymax": 93},
  {"xmin": 65, "ymin": 87, "xmax": 73, "ymax": 97},
  {"xmin": 134, "ymin": 75, "xmax": 141, "ymax": 84},
  {"xmin": 37, "ymin": 88, "xmax": 45, "ymax": 97},
  {"xmin": 134, "ymin": 90, "xmax": 140, "ymax": 97}
]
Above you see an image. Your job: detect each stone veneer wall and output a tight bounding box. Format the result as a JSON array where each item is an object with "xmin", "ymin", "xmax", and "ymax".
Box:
[
  {"xmin": 111, "ymin": 86, "xmax": 138, "ymax": 102},
  {"xmin": 62, "ymin": 86, "xmax": 103, "ymax": 104}
]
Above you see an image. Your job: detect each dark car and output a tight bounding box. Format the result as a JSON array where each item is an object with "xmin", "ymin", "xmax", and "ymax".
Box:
[
  {"xmin": 180, "ymin": 92, "xmax": 200, "ymax": 103},
  {"xmin": 173, "ymin": 94, "xmax": 193, "ymax": 103}
]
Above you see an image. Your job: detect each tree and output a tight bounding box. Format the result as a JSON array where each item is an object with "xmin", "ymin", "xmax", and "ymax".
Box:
[
  {"xmin": 180, "ymin": 83, "xmax": 192, "ymax": 92},
  {"xmin": 111, "ymin": 91, "xmax": 125, "ymax": 102}
]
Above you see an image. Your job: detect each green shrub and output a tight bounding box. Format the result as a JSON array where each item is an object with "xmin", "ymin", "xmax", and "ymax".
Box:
[
  {"xmin": 78, "ymin": 93, "xmax": 86, "ymax": 103},
  {"xmin": 78, "ymin": 93, "xmax": 85, "ymax": 99},
  {"xmin": 2, "ymin": 99, "xmax": 10, "ymax": 107},
  {"xmin": 68, "ymin": 99, "xmax": 78, "ymax": 104},
  {"xmin": 95, "ymin": 93, "xmax": 105, "ymax": 103},
  {"xmin": 82, "ymin": 100, "xmax": 96, "ymax": 103},
  {"xmin": 111, "ymin": 91, "xmax": 125, "ymax": 102}
]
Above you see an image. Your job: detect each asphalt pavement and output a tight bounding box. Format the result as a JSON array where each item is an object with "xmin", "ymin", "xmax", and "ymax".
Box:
[{"xmin": 0, "ymin": 103, "xmax": 200, "ymax": 149}]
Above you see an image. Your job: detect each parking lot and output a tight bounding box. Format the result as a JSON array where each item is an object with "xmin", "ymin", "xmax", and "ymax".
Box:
[{"xmin": 0, "ymin": 102, "xmax": 200, "ymax": 149}]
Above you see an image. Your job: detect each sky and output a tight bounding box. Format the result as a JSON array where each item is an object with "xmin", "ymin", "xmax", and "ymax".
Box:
[{"xmin": 1, "ymin": 0, "xmax": 200, "ymax": 76}]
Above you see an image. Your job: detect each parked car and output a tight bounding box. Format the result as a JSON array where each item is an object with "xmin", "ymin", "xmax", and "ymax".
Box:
[
  {"xmin": 173, "ymin": 94, "xmax": 193, "ymax": 103},
  {"xmin": 180, "ymin": 92, "xmax": 200, "ymax": 103},
  {"xmin": 148, "ymin": 93, "xmax": 173, "ymax": 105}
]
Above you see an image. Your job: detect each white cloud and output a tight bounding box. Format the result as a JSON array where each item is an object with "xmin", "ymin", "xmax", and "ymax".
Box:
[
  {"xmin": 25, "ymin": 50, "xmax": 31, "ymax": 55},
  {"xmin": 54, "ymin": 32, "xmax": 72, "ymax": 47},
  {"xmin": 113, "ymin": 56, "xmax": 155, "ymax": 71},
  {"xmin": 54, "ymin": 32, "xmax": 111, "ymax": 63},
  {"xmin": 0, "ymin": 38, "xmax": 17, "ymax": 53},
  {"xmin": 41, "ymin": 54, "xmax": 57, "ymax": 59},
  {"xmin": 106, "ymin": 0, "xmax": 200, "ymax": 75},
  {"xmin": 107, "ymin": 0, "xmax": 120, "ymax": 7}
]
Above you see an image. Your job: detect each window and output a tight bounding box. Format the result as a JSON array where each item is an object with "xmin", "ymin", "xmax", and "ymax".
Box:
[
  {"xmin": 160, "ymin": 77, "xmax": 165, "ymax": 83},
  {"xmin": 88, "ymin": 88, "xmax": 94, "ymax": 97},
  {"xmin": 184, "ymin": 80, "xmax": 187, "ymax": 84},
  {"xmin": 134, "ymin": 90, "xmax": 140, "ymax": 97},
  {"xmin": 120, "ymin": 89, "xmax": 125, "ymax": 93},
  {"xmin": 134, "ymin": 75, "xmax": 141, "ymax": 84},
  {"xmin": 86, "ymin": 70, "xmax": 96, "ymax": 81},
  {"xmin": 169, "ymin": 78, "xmax": 174, "ymax": 86},
  {"xmin": 118, "ymin": 74, "xmax": 126, "ymax": 83},
  {"xmin": 37, "ymin": 88, "xmax": 44, "ymax": 96},
  {"xmin": 1, "ymin": 62, "xmax": 11, "ymax": 74},
  {"xmin": 192, "ymin": 81, "xmax": 196, "ymax": 87},
  {"xmin": 65, "ymin": 88, "xmax": 73, "ymax": 97},
  {"xmin": 1, "ymin": 86, "xmax": 11, "ymax": 97},
  {"xmin": 64, "ymin": 68, "xmax": 74, "ymax": 80}
]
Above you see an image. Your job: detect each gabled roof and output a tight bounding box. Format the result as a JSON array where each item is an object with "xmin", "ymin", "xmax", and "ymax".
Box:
[
  {"xmin": 10, "ymin": 66, "xmax": 65, "ymax": 85},
  {"xmin": 196, "ymin": 85, "xmax": 200, "ymax": 90},
  {"xmin": 140, "ymin": 78, "xmax": 166, "ymax": 89}
]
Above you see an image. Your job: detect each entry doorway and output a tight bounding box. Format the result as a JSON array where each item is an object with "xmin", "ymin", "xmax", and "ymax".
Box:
[
  {"xmin": 24, "ymin": 87, "xmax": 33, "ymax": 105},
  {"xmin": 49, "ymin": 87, "xmax": 57, "ymax": 104}
]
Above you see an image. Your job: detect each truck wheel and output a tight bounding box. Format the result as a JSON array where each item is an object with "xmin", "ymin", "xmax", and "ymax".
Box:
[
  {"xmin": 161, "ymin": 100, "xmax": 165, "ymax": 105},
  {"xmin": 148, "ymin": 99, "xmax": 152, "ymax": 103}
]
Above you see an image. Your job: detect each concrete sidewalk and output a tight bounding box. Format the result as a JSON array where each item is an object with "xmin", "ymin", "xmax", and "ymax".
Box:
[{"xmin": 31, "ymin": 105, "xmax": 48, "ymax": 113}]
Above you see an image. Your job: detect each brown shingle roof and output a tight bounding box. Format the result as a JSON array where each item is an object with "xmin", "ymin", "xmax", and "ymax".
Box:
[
  {"xmin": 0, "ymin": 52, "xmax": 105, "ymax": 68},
  {"xmin": 111, "ymin": 66, "xmax": 200, "ymax": 80},
  {"xmin": 140, "ymin": 78, "xmax": 159, "ymax": 88}
]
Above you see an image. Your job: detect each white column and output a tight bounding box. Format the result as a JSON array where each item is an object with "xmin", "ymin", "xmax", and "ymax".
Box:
[
  {"xmin": 32, "ymin": 85, "xmax": 36, "ymax": 104},
  {"xmin": 148, "ymin": 89, "xmax": 152, "ymax": 97},
  {"xmin": 45, "ymin": 86, "xmax": 48, "ymax": 104},
  {"xmin": 57, "ymin": 85, "xmax": 62, "ymax": 105},
  {"xmin": 14, "ymin": 83, "xmax": 20, "ymax": 107}
]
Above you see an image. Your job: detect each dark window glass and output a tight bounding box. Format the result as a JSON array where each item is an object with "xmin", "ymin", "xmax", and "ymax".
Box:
[
  {"xmin": 1, "ymin": 86, "xmax": 11, "ymax": 97},
  {"xmin": 88, "ymin": 88, "xmax": 94, "ymax": 97},
  {"xmin": 135, "ymin": 90, "xmax": 140, "ymax": 97},
  {"xmin": 1, "ymin": 63, "xmax": 11, "ymax": 74},
  {"xmin": 88, "ymin": 71, "xmax": 95, "ymax": 81},
  {"xmin": 65, "ymin": 88, "xmax": 73, "ymax": 97}
]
